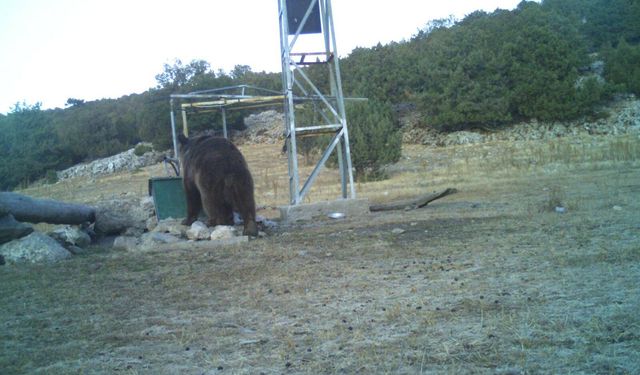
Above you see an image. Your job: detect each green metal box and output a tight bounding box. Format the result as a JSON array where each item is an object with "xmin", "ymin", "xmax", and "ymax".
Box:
[{"xmin": 148, "ymin": 177, "xmax": 187, "ymax": 220}]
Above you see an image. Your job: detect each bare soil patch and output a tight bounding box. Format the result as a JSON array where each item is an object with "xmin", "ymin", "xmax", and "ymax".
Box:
[{"xmin": 2, "ymin": 134, "xmax": 639, "ymax": 374}]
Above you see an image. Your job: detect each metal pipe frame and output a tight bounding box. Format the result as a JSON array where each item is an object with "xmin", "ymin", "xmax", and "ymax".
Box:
[{"xmin": 277, "ymin": 0, "xmax": 356, "ymax": 205}]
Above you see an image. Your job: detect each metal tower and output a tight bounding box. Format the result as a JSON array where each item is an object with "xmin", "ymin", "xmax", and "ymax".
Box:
[{"xmin": 277, "ymin": 0, "xmax": 356, "ymax": 205}]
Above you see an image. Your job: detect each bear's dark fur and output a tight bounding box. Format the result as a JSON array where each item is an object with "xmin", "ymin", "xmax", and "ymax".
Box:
[{"xmin": 178, "ymin": 134, "xmax": 258, "ymax": 236}]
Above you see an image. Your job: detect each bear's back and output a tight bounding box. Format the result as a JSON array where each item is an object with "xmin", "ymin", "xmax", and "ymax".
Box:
[{"xmin": 183, "ymin": 136, "xmax": 247, "ymax": 173}]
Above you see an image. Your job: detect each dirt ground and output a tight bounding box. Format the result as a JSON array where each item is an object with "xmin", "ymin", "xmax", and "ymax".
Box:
[{"xmin": 2, "ymin": 135, "xmax": 639, "ymax": 374}]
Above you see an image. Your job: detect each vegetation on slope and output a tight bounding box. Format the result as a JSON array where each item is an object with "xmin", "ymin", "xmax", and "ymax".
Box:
[{"xmin": 1, "ymin": 0, "xmax": 638, "ymax": 189}]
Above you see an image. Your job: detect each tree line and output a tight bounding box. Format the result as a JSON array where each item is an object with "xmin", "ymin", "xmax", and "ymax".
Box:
[{"xmin": 1, "ymin": 0, "xmax": 638, "ymax": 189}]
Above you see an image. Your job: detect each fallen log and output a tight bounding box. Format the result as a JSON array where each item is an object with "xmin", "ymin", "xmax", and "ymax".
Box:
[
  {"xmin": 369, "ymin": 188, "xmax": 457, "ymax": 212},
  {"xmin": 0, "ymin": 192, "xmax": 96, "ymax": 225}
]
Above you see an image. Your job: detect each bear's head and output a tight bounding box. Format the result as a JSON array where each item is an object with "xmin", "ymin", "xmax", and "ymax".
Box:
[{"xmin": 177, "ymin": 133, "xmax": 195, "ymax": 159}]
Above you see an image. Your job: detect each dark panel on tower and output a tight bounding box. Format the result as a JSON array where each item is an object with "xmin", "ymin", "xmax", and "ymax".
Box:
[{"xmin": 286, "ymin": 0, "xmax": 322, "ymax": 34}]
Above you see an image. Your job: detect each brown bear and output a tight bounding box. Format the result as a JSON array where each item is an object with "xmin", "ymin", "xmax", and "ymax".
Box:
[{"xmin": 178, "ymin": 134, "xmax": 258, "ymax": 237}]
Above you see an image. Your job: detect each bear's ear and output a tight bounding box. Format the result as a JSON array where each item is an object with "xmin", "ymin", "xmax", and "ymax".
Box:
[{"xmin": 178, "ymin": 134, "xmax": 188, "ymax": 145}]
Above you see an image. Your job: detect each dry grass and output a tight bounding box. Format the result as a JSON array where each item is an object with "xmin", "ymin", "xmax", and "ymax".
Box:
[{"xmin": 2, "ymin": 133, "xmax": 640, "ymax": 374}]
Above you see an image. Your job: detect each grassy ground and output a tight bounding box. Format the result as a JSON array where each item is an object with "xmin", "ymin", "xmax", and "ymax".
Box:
[{"xmin": 2, "ymin": 133, "xmax": 639, "ymax": 374}]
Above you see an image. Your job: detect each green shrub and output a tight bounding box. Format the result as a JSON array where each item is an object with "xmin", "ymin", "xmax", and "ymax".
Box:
[
  {"xmin": 45, "ymin": 170, "xmax": 58, "ymax": 184},
  {"xmin": 134, "ymin": 143, "xmax": 153, "ymax": 156},
  {"xmin": 602, "ymin": 39, "xmax": 640, "ymax": 96},
  {"xmin": 346, "ymin": 100, "xmax": 402, "ymax": 181}
]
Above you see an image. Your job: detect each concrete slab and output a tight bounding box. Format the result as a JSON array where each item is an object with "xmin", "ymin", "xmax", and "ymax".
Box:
[{"xmin": 279, "ymin": 198, "xmax": 370, "ymax": 224}]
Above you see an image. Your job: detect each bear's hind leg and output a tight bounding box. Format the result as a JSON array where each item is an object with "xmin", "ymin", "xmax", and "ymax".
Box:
[
  {"xmin": 230, "ymin": 185, "xmax": 258, "ymax": 237},
  {"xmin": 202, "ymin": 195, "xmax": 233, "ymax": 227},
  {"xmin": 182, "ymin": 181, "xmax": 202, "ymax": 226}
]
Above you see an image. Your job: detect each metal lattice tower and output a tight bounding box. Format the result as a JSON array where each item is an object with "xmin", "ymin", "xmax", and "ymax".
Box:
[{"xmin": 277, "ymin": 0, "xmax": 355, "ymax": 205}]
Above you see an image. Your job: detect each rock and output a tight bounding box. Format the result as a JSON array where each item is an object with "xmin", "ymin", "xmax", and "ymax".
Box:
[
  {"xmin": 239, "ymin": 110, "xmax": 285, "ymax": 145},
  {"xmin": 153, "ymin": 218, "xmax": 187, "ymax": 237},
  {"xmin": 210, "ymin": 225, "xmax": 236, "ymax": 241},
  {"xmin": 257, "ymin": 215, "xmax": 278, "ymax": 230},
  {"xmin": 186, "ymin": 221, "xmax": 212, "ymax": 240},
  {"xmin": 146, "ymin": 232, "xmax": 181, "ymax": 244},
  {"xmin": 146, "ymin": 216, "xmax": 158, "ymax": 232},
  {"xmin": 113, "ymin": 236, "xmax": 140, "ymax": 251},
  {"xmin": 94, "ymin": 198, "xmax": 149, "ymax": 235},
  {"xmin": 140, "ymin": 196, "xmax": 155, "ymax": 214},
  {"xmin": 65, "ymin": 245, "xmax": 87, "ymax": 255},
  {"xmin": 392, "ymin": 228, "xmax": 406, "ymax": 234},
  {"xmin": 123, "ymin": 226, "xmax": 144, "ymax": 237},
  {"xmin": 139, "ymin": 232, "xmax": 181, "ymax": 251},
  {"xmin": 49, "ymin": 225, "xmax": 91, "ymax": 249},
  {"xmin": 0, "ymin": 213, "xmax": 34, "ymax": 245},
  {"xmin": 612, "ymin": 205, "xmax": 623, "ymax": 211},
  {"xmin": 0, "ymin": 232, "xmax": 72, "ymax": 264}
]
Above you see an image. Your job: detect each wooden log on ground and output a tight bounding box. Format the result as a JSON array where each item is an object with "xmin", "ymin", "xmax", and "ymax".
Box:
[
  {"xmin": 369, "ymin": 188, "xmax": 457, "ymax": 212},
  {"xmin": 0, "ymin": 192, "xmax": 96, "ymax": 225}
]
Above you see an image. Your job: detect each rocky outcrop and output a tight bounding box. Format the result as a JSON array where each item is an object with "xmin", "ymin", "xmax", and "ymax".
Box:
[
  {"xmin": 57, "ymin": 144, "xmax": 168, "ymax": 181},
  {"xmin": 401, "ymin": 97, "xmax": 640, "ymax": 146}
]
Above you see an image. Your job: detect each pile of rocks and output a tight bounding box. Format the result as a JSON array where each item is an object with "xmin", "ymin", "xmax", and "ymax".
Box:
[
  {"xmin": 113, "ymin": 219, "xmax": 250, "ymax": 252},
  {"xmin": 0, "ymin": 192, "xmax": 265, "ymax": 265},
  {"xmin": 236, "ymin": 110, "xmax": 285, "ymax": 145},
  {"xmin": 57, "ymin": 143, "xmax": 168, "ymax": 181}
]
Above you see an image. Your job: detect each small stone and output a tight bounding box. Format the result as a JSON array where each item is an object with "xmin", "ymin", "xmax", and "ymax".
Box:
[
  {"xmin": 554, "ymin": 206, "xmax": 566, "ymax": 213},
  {"xmin": 612, "ymin": 205, "xmax": 623, "ymax": 211},
  {"xmin": 186, "ymin": 221, "xmax": 211, "ymax": 240},
  {"xmin": 113, "ymin": 236, "xmax": 139, "ymax": 251},
  {"xmin": 153, "ymin": 219, "xmax": 187, "ymax": 236},
  {"xmin": 392, "ymin": 228, "xmax": 405, "ymax": 235},
  {"xmin": 210, "ymin": 225, "xmax": 236, "ymax": 241},
  {"xmin": 49, "ymin": 225, "xmax": 92, "ymax": 248},
  {"xmin": 66, "ymin": 245, "xmax": 86, "ymax": 255},
  {"xmin": 138, "ymin": 232, "xmax": 181, "ymax": 251}
]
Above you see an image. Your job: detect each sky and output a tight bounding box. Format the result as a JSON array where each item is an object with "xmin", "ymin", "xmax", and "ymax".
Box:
[{"xmin": 0, "ymin": 0, "xmax": 527, "ymax": 114}]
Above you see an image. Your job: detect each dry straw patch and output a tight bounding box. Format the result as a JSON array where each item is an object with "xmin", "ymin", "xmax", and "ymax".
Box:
[{"xmin": 3, "ymin": 133, "xmax": 640, "ymax": 374}]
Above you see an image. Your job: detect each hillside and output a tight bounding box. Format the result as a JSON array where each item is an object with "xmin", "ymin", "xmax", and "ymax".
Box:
[
  {"xmin": 2, "ymin": 0, "xmax": 639, "ymax": 190},
  {"xmin": 3, "ymin": 97, "xmax": 639, "ymax": 372}
]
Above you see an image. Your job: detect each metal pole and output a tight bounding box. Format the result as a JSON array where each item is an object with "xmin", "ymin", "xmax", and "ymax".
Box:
[
  {"xmin": 181, "ymin": 109, "xmax": 189, "ymax": 136},
  {"xmin": 326, "ymin": 0, "xmax": 356, "ymax": 199},
  {"xmin": 279, "ymin": 0, "xmax": 301, "ymax": 204},
  {"xmin": 221, "ymin": 107, "xmax": 228, "ymax": 139},
  {"xmin": 170, "ymin": 98, "xmax": 179, "ymax": 160},
  {"xmin": 319, "ymin": 0, "xmax": 346, "ymax": 198}
]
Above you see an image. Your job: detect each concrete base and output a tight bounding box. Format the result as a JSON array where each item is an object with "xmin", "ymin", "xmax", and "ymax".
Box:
[{"xmin": 279, "ymin": 198, "xmax": 370, "ymax": 224}]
